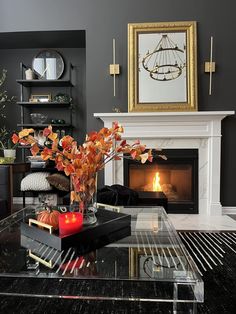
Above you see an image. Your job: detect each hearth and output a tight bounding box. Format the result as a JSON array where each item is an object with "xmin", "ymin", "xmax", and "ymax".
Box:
[{"xmin": 124, "ymin": 149, "xmax": 198, "ymax": 214}]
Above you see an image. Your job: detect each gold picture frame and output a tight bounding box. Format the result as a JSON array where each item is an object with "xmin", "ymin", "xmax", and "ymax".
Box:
[
  {"xmin": 29, "ymin": 94, "xmax": 51, "ymax": 103},
  {"xmin": 128, "ymin": 21, "xmax": 198, "ymax": 112}
]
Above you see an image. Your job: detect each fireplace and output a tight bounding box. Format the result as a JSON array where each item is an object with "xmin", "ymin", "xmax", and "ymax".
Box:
[
  {"xmin": 95, "ymin": 111, "xmax": 234, "ymax": 216},
  {"xmin": 124, "ymin": 149, "xmax": 198, "ymax": 213}
]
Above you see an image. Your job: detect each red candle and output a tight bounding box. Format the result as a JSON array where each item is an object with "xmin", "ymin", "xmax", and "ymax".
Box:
[{"xmin": 59, "ymin": 212, "xmax": 83, "ymax": 236}]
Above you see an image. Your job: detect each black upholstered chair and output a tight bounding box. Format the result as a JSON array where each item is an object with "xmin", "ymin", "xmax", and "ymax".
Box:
[{"xmin": 0, "ymin": 165, "xmax": 10, "ymax": 219}]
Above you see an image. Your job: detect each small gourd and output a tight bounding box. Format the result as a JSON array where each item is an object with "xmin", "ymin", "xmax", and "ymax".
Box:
[{"xmin": 37, "ymin": 209, "xmax": 60, "ymax": 230}]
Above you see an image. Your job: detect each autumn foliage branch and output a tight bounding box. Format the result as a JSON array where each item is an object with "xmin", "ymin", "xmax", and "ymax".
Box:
[{"xmin": 12, "ymin": 122, "xmax": 164, "ymax": 208}]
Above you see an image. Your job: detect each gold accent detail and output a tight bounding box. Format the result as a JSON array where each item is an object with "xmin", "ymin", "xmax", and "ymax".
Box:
[
  {"xmin": 109, "ymin": 64, "xmax": 120, "ymax": 75},
  {"xmin": 205, "ymin": 62, "xmax": 215, "ymax": 73},
  {"xmin": 28, "ymin": 218, "xmax": 53, "ymax": 234},
  {"xmin": 129, "ymin": 248, "xmax": 138, "ymax": 278},
  {"xmin": 29, "ymin": 250, "xmax": 53, "ymax": 268},
  {"xmin": 97, "ymin": 202, "xmax": 120, "ymax": 212},
  {"xmin": 128, "ymin": 21, "xmax": 198, "ymax": 112}
]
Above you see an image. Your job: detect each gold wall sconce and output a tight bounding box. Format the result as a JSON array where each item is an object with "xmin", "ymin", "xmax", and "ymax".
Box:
[
  {"xmin": 204, "ymin": 36, "xmax": 216, "ymax": 95},
  {"xmin": 109, "ymin": 38, "xmax": 120, "ymax": 97}
]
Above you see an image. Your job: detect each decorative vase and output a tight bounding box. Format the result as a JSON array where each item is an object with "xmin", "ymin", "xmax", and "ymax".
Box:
[
  {"xmin": 3, "ymin": 149, "xmax": 16, "ymax": 158},
  {"xmin": 25, "ymin": 68, "xmax": 34, "ymax": 80},
  {"xmin": 70, "ymin": 173, "xmax": 97, "ymax": 225}
]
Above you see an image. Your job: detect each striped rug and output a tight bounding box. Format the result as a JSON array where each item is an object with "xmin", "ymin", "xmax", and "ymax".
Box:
[{"xmin": 178, "ymin": 231, "xmax": 236, "ymax": 314}]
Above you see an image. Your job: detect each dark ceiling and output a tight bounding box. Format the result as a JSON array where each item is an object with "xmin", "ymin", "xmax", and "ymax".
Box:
[{"xmin": 0, "ymin": 30, "xmax": 86, "ymax": 49}]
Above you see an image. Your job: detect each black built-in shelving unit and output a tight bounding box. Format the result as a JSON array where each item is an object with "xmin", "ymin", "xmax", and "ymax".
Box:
[{"xmin": 17, "ymin": 62, "xmax": 75, "ymax": 162}]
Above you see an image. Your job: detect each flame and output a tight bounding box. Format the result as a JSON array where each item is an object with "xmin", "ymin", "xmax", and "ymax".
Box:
[{"xmin": 153, "ymin": 172, "xmax": 162, "ymax": 191}]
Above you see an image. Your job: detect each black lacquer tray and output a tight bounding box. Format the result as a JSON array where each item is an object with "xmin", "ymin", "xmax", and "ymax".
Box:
[{"xmin": 20, "ymin": 208, "xmax": 131, "ymax": 252}]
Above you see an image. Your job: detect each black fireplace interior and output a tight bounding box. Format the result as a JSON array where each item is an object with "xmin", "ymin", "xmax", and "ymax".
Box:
[{"xmin": 124, "ymin": 149, "xmax": 198, "ymax": 214}]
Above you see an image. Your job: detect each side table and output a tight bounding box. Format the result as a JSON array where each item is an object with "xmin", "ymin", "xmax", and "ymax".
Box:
[{"xmin": 0, "ymin": 162, "xmax": 30, "ymax": 214}]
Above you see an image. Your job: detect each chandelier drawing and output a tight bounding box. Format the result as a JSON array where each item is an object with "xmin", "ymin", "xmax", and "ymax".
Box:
[{"xmin": 141, "ymin": 34, "xmax": 186, "ymax": 81}]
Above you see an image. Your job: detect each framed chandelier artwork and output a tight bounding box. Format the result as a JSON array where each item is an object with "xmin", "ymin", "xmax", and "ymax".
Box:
[{"xmin": 128, "ymin": 21, "xmax": 198, "ymax": 112}]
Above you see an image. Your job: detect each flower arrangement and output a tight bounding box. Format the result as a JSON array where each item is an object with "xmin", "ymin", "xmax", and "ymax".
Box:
[
  {"xmin": 0, "ymin": 127, "xmax": 18, "ymax": 150},
  {"xmin": 0, "ymin": 69, "xmax": 17, "ymax": 158},
  {"xmin": 0, "ymin": 69, "xmax": 15, "ymax": 119},
  {"xmin": 12, "ymin": 122, "xmax": 162, "ymax": 213}
]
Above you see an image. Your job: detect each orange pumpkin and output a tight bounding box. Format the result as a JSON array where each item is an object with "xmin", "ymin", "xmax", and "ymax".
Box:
[{"xmin": 37, "ymin": 209, "xmax": 60, "ymax": 230}]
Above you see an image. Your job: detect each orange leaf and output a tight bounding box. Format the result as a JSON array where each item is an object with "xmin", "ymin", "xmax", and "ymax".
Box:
[
  {"xmin": 52, "ymin": 138, "xmax": 59, "ymax": 151},
  {"xmin": 48, "ymin": 132, "xmax": 58, "ymax": 141},
  {"xmin": 61, "ymin": 135, "xmax": 74, "ymax": 149},
  {"xmin": 43, "ymin": 126, "xmax": 52, "ymax": 137},
  {"xmin": 64, "ymin": 164, "xmax": 75, "ymax": 176},
  {"xmin": 113, "ymin": 121, "xmax": 119, "ymax": 129},
  {"xmin": 11, "ymin": 133, "xmax": 19, "ymax": 144},
  {"xmin": 19, "ymin": 128, "xmax": 34, "ymax": 139},
  {"xmin": 130, "ymin": 150, "xmax": 137, "ymax": 159},
  {"xmin": 41, "ymin": 148, "xmax": 53, "ymax": 160},
  {"xmin": 87, "ymin": 131, "xmax": 98, "ymax": 141},
  {"xmin": 26, "ymin": 135, "xmax": 37, "ymax": 144},
  {"xmin": 120, "ymin": 139, "xmax": 126, "ymax": 147},
  {"xmin": 30, "ymin": 143, "xmax": 40, "ymax": 156}
]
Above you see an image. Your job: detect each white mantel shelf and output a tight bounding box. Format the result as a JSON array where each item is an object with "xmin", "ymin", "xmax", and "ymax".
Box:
[
  {"xmin": 94, "ymin": 111, "xmax": 234, "ymax": 118},
  {"xmin": 94, "ymin": 111, "xmax": 234, "ymax": 139},
  {"xmin": 94, "ymin": 111, "xmax": 234, "ymax": 216}
]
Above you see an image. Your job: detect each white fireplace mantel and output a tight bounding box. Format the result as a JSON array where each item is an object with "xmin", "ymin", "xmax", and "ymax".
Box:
[{"xmin": 94, "ymin": 111, "xmax": 234, "ymax": 216}]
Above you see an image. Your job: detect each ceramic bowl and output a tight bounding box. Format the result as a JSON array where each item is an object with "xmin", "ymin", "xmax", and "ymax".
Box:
[{"xmin": 30, "ymin": 113, "xmax": 48, "ymax": 124}]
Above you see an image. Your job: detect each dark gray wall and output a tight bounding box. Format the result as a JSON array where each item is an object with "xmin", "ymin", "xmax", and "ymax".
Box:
[{"xmin": 0, "ymin": 0, "xmax": 235, "ymax": 206}]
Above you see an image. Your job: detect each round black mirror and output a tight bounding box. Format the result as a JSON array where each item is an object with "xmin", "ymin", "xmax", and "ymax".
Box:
[{"xmin": 32, "ymin": 50, "xmax": 64, "ymax": 80}]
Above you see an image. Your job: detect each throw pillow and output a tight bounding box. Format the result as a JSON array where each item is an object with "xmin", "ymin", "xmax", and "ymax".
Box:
[
  {"xmin": 46, "ymin": 173, "xmax": 70, "ymax": 191},
  {"xmin": 21, "ymin": 172, "xmax": 52, "ymax": 191}
]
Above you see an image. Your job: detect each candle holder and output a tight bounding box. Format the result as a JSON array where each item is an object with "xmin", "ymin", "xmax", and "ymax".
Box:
[
  {"xmin": 204, "ymin": 36, "xmax": 216, "ymax": 96},
  {"xmin": 109, "ymin": 38, "xmax": 120, "ymax": 97},
  {"xmin": 59, "ymin": 212, "xmax": 83, "ymax": 237}
]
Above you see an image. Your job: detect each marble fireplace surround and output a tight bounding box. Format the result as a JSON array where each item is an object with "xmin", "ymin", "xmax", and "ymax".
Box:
[{"xmin": 94, "ymin": 111, "xmax": 234, "ymax": 216}]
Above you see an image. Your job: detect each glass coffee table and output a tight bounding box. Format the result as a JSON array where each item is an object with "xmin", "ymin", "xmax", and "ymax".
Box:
[{"xmin": 0, "ymin": 206, "xmax": 203, "ymax": 313}]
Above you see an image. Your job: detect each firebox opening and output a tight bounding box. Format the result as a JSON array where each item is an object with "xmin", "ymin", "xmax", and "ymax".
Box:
[
  {"xmin": 129, "ymin": 164, "xmax": 192, "ymax": 202},
  {"xmin": 124, "ymin": 149, "xmax": 198, "ymax": 214}
]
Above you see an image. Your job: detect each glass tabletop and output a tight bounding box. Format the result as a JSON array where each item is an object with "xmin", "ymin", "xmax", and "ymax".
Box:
[{"xmin": 0, "ymin": 205, "xmax": 203, "ymax": 304}]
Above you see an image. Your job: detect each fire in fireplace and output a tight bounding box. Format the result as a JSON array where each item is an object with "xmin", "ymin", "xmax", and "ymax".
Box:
[{"xmin": 124, "ymin": 149, "xmax": 198, "ymax": 213}]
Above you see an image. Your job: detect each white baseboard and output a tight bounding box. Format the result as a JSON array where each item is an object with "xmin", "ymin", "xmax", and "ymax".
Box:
[{"xmin": 222, "ymin": 206, "xmax": 236, "ymax": 215}]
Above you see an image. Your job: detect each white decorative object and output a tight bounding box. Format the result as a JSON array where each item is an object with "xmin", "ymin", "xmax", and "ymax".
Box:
[
  {"xmin": 21, "ymin": 172, "xmax": 52, "ymax": 191},
  {"xmin": 94, "ymin": 111, "xmax": 234, "ymax": 216},
  {"xmin": 3, "ymin": 149, "xmax": 16, "ymax": 158},
  {"xmin": 25, "ymin": 68, "xmax": 34, "ymax": 80}
]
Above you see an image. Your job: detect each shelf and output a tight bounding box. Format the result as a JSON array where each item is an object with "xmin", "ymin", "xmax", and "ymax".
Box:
[
  {"xmin": 17, "ymin": 124, "xmax": 72, "ymax": 128},
  {"xmin": 17, "ymin": 102, "xmax": 71, "ymax": 107},
  {"xmin": 18, "ymin": 145, "xmax": 32, "ymax": 149},
  {"xmin": 16, "ymin": 79, "xmax": 73, "ymax": 87}
]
